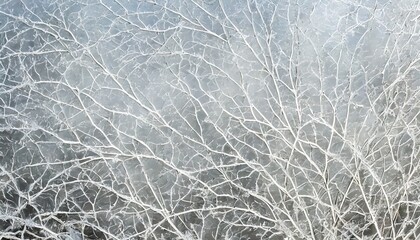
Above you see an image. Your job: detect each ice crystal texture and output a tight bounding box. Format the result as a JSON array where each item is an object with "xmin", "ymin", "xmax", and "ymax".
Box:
[{"xmin": 1, "ymin": 0, "xmax": 420, "ymax": 239}]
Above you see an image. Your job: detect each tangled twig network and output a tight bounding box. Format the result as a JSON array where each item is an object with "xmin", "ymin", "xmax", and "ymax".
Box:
[{"xmin": 0, "ymin": 0, "xmax": 420, "ymax": 239}]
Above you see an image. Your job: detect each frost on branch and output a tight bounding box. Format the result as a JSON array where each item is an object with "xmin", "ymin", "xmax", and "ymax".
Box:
[{"xmin": 1, "ymin": 0, "xmax": 420, "ymax": 239}]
